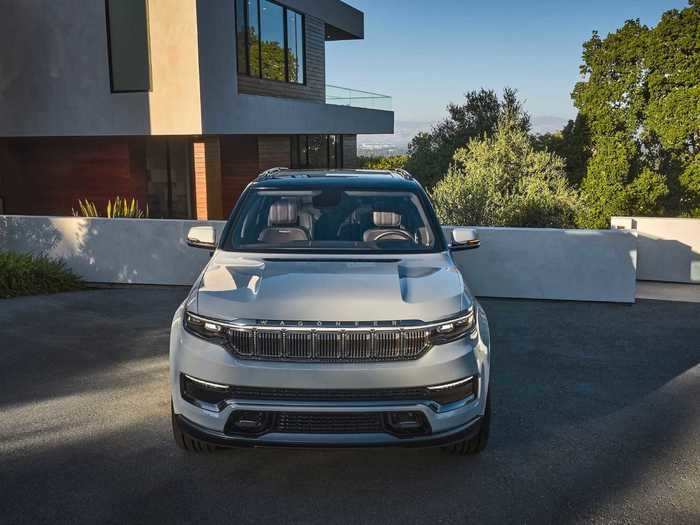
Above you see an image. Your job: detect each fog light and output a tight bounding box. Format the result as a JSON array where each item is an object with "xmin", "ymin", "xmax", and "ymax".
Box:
[
  {"xmin": 226, "ymin": 411, "xmax": 273, "ymax": 436},
  {"xmin": 388, "ymin": 412, "xmax": 422, "ymax": 429},
  {"xmin": 385, "ymin": 411, "xmax": 430, "ymax": 437}
]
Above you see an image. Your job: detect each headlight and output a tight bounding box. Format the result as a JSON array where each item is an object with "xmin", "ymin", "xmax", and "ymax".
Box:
[
  {"xmin": 183, "ymin": 311, "xmax": 227, "ymax": 343},
  {"xmin": 428, "ymin": 307, "xmax": 477, "ymax": 346}
]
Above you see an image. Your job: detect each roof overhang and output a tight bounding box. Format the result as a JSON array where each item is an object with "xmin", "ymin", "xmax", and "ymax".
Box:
[{"xmin": 280, "ymin": 0, "xmax": 364, "ymax": 40}]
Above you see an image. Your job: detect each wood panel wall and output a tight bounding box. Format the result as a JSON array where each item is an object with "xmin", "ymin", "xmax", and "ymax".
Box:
[
  {"xmin": 220, "ymin": 135, "xmax": 291, "ymax": 217},
  {"xmin": 220, "ymin": 135, "xmax": 259, "ymax": 217},
  {"xmin": 0, "ymin": 137, "xmax": 147, "ymax": 216}
]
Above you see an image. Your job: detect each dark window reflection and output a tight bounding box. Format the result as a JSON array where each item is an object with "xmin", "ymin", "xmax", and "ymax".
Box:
[
  {"xmin": 287, "ymin": 10, "xmax": 304, "ymax": 84},
  {"xmin": 248, "ymin": 0, "xmax": 261, "ymax": 77},
  {"xmin": 235, "ymin": 0, "xmax": 248, "ymax": 74},
  {"xmin": 260, "ymin": 0, "xmax": 285, "ymax": 81},
  {"xmin": 235, "ymin": 0, "xmax": 304, "ymax": 84},
  {"xmin": 290, "ymin": 136, "xmax": 344, "ymax": 169}
]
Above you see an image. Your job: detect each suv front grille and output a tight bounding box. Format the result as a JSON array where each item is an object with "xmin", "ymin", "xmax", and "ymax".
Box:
[
  {"xmin": 274, "ymin": 412, "xmax": 384, "ymax": 434},
  {"xmin": 227, "ymin": 327, "xmax": 430, "ymax": 362}
]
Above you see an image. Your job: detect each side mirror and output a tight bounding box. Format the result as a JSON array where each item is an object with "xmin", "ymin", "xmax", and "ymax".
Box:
[
  {"xmin": 449, "ymin": 227, "xmax": 480, "ymax": 251},
  {"xmin": 187, "ymin": 226, "xmax": 217, "ymax": 250}
]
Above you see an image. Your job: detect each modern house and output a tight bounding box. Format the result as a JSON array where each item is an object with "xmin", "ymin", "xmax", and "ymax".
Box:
[{"xmin": 0, "ymin": 0, "xmax": 393, "ymax": 219}]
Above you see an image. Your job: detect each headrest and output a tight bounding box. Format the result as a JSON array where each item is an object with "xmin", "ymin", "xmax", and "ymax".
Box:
[
  {"xmin": 268, "ymin": 200, "xmax": 298, "ymax": 226},
  {"xmin": 372, "ymin": 211, "xmax": 401, "ymax": 227}
]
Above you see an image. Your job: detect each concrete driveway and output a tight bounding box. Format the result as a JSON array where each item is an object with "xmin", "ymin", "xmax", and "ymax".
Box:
[{"xmin": 1, "ymin": 288, "xmax": 698, "ymax": 524}]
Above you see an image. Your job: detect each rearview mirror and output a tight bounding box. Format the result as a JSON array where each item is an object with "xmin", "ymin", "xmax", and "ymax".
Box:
[
  {"xmin": 187, "ymin": 226, "xmax": 217, "ymax": 250},
  {"xmin": 449, "ymin": 227, "xmax": 480, "ymax": 251}
]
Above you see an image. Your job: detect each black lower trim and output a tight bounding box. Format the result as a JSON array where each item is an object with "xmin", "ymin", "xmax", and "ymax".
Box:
[{"xmin": 175, "ymin": 414, "xmax": 482, "ymax": 449}]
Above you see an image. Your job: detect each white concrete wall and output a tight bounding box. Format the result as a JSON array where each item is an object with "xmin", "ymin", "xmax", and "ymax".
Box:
[
  {"xmin": 0, "ymin": 216, "xmax": 226, "ymax": 286},
  {"xmin": 444, "ymin": 227, "xmax": 637, "ymax": 303},
  {"xmin": 0, "ymin": 216, "xmax": 637, "ymax": 302},
  {"xmin": 611, "ymin": 217, "xmax": 700, "ymax": 284}
]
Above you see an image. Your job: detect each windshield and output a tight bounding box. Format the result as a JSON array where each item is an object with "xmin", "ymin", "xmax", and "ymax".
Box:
[{"xmin": 224, "ymin": 189, "xmax": 441, "ymax": 253}]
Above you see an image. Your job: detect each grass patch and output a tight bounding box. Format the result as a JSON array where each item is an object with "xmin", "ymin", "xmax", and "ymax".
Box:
[{"xmin": 0, "ymin": 252, "xmax": 85, "ymax": 299}]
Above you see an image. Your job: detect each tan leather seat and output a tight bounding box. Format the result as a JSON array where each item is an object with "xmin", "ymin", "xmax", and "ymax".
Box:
[
  {"xmin": 258, "ymin": 200, "xmax": 310, "ymax": 244},
  {"xmin": 363, "ymin": 211, "xmax": 407, "ymax": 242}
]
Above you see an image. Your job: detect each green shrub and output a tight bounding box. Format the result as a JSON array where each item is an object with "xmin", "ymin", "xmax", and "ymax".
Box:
[
  {"xmin": 358, "ymin": 155, "xmax": 409, "ymax": 170},
  {"xmin": 0, "ymin": 252, "xmax": 84, "ymax": 299},
  {"xmin": 431, "ymin": 112, "xmax": 580, "ymax": 228},
  {"xmin": 73, "ymin": 197, "xmax": 149, "ymax": 218}
]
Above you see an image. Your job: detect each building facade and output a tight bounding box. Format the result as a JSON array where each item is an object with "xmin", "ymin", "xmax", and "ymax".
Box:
[{"xmin": 0, "ymin": 0, "xmax": 393, "ymax": 219}]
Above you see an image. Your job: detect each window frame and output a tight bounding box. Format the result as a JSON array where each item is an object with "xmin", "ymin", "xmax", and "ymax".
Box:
[
  {"xmin": 235, "ymin": 0, "xmax": 306, "ymax": 85},
  {"xmin": 105, "ymin": 0, "xmax": 152, "ymax": 93},
  {"xmin": 291, "ymin": 135, "xmax": 344, "ymax": 169}
]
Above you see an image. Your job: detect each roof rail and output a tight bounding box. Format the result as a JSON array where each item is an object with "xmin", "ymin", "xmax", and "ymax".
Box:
[
  {"xmin": 392, "ymin": 168, "xmax": 414, "ymax": 180},
  {"xmin": 256, "ymin": 167, "xmax": 289, "ymax": 180}
]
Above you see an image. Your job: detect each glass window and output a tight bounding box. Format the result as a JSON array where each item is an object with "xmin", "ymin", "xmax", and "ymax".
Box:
[
  {"xmin": 235, "ymin": 0, "xmax": 248, "ymax": 74},
  {"xmin": 307, "ymin": 136, "xmax": 327, "ymax": 168},
  {"xmin": 226, "ymin": 190, "xmax": 439, "ymax": 253},
  {"xmin": 235, "ymin": 0, "xmax": 304, "ymax": 84},
  {"xmin": 247, "ymin": 0, "xmax": 261, "ymax": 77},
  {"xmin": 260, "ymin": 1, "xmax": 285, "ymax": 81},
  {"xmin": 287, "ymin": 10, "xmax": 304, "ymax": 83},
  {"xmin": 291, "ymin": 136, "xmax": 344, "ymax": 169},
  {"xmin": 106, "ymin": 0, "xmax": 150, "ymax": 92},
  {"xmin": 328, "ymin": 135, "xmax": 337, "ymax": 168}
]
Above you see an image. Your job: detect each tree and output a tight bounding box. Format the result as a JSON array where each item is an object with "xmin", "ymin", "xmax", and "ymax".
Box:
[
  {"xmin": 431, "ymin": 113, "xmax": 579, "ymax": 228},
  {"xmin": 572, "ymin": 1, "xmax": 700, "ymax": 226},
  {"xmin": 358, "ymin": 155, "xmax": 409, "ymax": 170},
  {"xmin": 534, "ymin": 113, "xmax": 591, "ymax": 187},
  {"xmin": 405, "ymin": 88, "xmax": 530, "ymax": 189}
]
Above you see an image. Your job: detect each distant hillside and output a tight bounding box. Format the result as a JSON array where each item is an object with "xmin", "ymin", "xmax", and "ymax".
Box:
[{"xmin": 358, "ymin": 116, "xmax": 569, "ymax": 157}]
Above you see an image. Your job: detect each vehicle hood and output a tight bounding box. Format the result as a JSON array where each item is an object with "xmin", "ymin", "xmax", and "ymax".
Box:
[{"xmin": 192, "ymin": 251, "xmax": 470, "ymax": 323}]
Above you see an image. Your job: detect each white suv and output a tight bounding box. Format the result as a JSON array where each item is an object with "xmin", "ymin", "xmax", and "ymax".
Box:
[{"xmin": 170, "ymin": 169, "xmax": 491, "ymax": 454}]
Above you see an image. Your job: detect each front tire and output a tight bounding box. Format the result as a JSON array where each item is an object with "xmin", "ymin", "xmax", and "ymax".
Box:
[
  {"xmin": 171, "ymin": 403, "xmax": 218, "ymax": 453},
  {"xmin": 442, "ymin": 394, "xmax": 490, "ymax": 456}
]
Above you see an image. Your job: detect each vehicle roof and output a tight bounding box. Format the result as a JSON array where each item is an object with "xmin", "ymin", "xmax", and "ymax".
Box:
[{"xmin": 250, "ymin": 169, "xmax": 423, "ymax": 191}]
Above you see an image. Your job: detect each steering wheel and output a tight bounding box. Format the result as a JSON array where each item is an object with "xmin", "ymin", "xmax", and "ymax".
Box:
[{"xmin": 374, "ymin": 230, "xmax": 414, "ymax": 242}]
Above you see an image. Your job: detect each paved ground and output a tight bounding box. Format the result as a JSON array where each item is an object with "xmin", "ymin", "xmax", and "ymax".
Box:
[{"xmin": 1, "ymin": 289, "xmax": 698, "ymax": 525}]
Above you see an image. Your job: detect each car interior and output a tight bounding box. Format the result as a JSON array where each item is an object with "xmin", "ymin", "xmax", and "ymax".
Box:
[{"xmin": 252, "ymin": 194, "xmax": 433, "ymax": 248}]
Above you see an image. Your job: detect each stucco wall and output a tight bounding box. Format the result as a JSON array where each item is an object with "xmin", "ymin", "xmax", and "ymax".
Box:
[
  {"xmin": 146, "ymin": 0, "xmax": 202, "ymax": 135},
  {"xmin": 0, "ymin": 0, "xmax": 390, "ymax": 138},
  {"xmin": 195, "ymin": 0, "xmax": 393, "ymax": 136},
  {"xmin": 1, "ymin": 216, "xmax": 637, "ymax": 302},
  {"xmin": 611, "ymin": 217, "xmax": 700, "ymax": 284},
  {"xmin": 0, "ymin": 0, "xmax": 150, "ymax": 136},
  {"xmin": 445, "ymin": 227, "xmax": 637, "ymax": 303},
  {"xmin": 0, "ymin": 216, "xmax": 226, "ymax": 286}
]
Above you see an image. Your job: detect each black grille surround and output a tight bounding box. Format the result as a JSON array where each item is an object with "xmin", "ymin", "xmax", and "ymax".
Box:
[
  {"xmin": 226, "ymin": 326, "xmax": 431, "ymax": 362},
  {"xmin": 224, "ymin": 410, "xmax": 431, "ymax": 438}
]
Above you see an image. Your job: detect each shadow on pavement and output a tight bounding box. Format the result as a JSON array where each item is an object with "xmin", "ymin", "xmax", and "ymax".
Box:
[{"xmin": 0, "ymin": 291, "xmax": 698, "ymax": 524}]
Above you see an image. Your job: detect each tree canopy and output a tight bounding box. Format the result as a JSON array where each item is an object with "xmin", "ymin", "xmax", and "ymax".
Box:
[
  {"xmin": 571, "ymin": 0, "xmax": 700, "ymax": 226},
  {"xmin": 431, "ymin": 112, "xmax": 579, "ymax": 228},
  {"xmin": 405, "ymin": 88, "xmax": 530, "ymax": 189}
]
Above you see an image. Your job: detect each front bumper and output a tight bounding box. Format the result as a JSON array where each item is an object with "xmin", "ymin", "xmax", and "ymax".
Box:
[
  {"xmin": 169, "ymin": 303, "xmax": 491, "ymax": 448},
  {"xmin": 175, "ymin": 412, "xmax": 483, "ymax": 449}
]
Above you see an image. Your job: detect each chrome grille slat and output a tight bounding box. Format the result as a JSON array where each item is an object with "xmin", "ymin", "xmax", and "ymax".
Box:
[{"xmin": 226, "ymin": 325, "xmax": 430, "ymax": 362}]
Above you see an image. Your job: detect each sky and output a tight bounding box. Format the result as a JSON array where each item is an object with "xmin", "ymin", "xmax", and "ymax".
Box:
[{"xmin": 326, "ymin": 0, "xmax": 689, "ymax": 128}]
